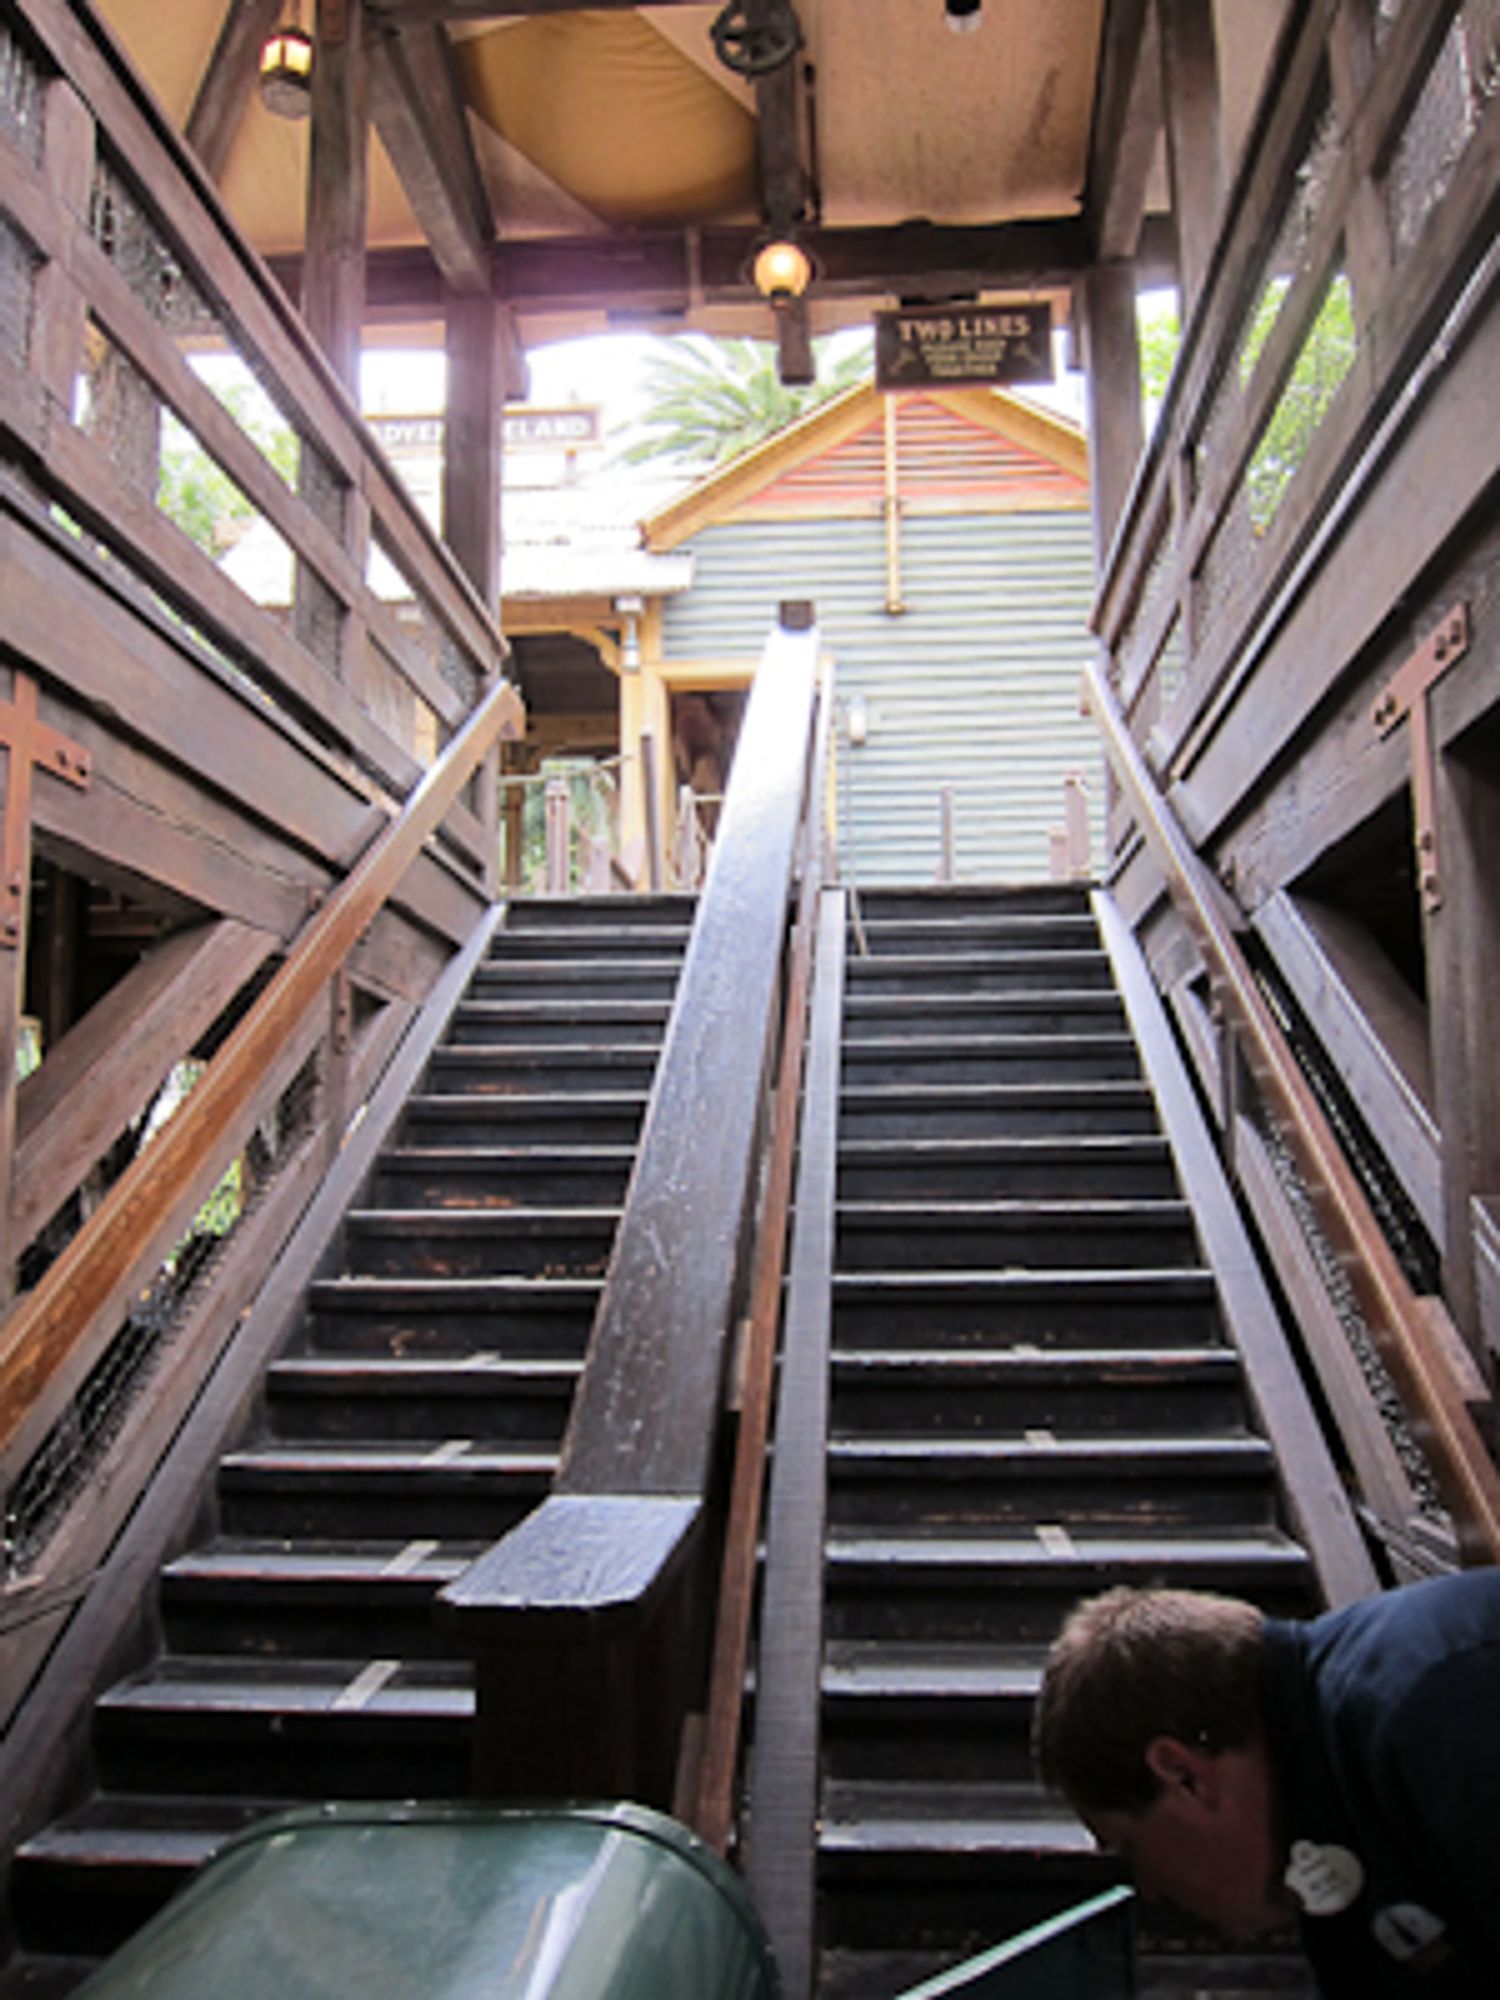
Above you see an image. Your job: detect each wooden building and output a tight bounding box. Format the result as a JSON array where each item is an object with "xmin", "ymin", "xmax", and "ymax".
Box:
[
  {"xmin": 640, "ymin": 380, "xmax": 1098, "ymax": 885},
  {"xmin": 2, "ymin": 3, "xmax": 1499, "ymax": 1997}
]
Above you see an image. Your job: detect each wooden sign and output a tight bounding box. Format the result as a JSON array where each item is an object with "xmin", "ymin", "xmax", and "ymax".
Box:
[{"xmin": 874, "ymin": 304, "xmax": 1053, "ymax": 390}]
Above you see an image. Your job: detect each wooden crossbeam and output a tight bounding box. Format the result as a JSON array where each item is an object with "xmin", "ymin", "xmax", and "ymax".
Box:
[{"xmin": 1371, "ymin": 603, "xmax": 1470, "ymax": 915}]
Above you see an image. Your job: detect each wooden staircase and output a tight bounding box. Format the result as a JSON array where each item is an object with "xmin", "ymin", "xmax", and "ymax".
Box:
[
  {"xmin": 2, "ymin": 895, "xmax": 694, "ymax": 1994},
  {"xmin": 748, "ymin": 884, "xmax": 1330, "ymax": 2000}
]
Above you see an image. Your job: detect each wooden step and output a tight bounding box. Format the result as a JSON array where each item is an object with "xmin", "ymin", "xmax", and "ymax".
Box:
[
  {"xmin": 852, "ymin": 887, "xmax": 1091, "ymax": 924},
  {"xmin": 424, "ymin": 1046, "xmax": 662, "ymax": 1094},
  {"xmin": 830, "ymin": 1346, "xmax": 1246, "ymax": 1435},
  {"xmin": 501, "ymin": 893, "xmax": 696, "ymax": 932},
  {"xmin": 823, "ymin": 1529, "xmax": 1316, "ymax": 1644},
  {"xmin": 826, "ymin": 1435, "xmax": 1278, "ymax": 1529},
  {"xmin": 839, "ymin": 1033, "xmax": 1142, "ymax": 1086},
  {"xmin": 370, "ymin": 1144, "xmax": 635, "ymax": 1210},
  {"xmin": 399, "ymin": 1091, "xmax": 648, "ymax": 1147},
  {"xmin": 11, "ymin": 1794, "xmax": 289, "ymax": 1955},
  {"xmin": 447, "ymin": 998, "xmax": 671, "ymax": 1046},
  {"xmin": 467, "ymin": 960, "xmax": 682, "ymax": 1001},
  {"xmin": 844, "ymin": 951, "xmax": 1115, "ymax": 995},
  {"xmin": 306, "ymin": 1273, "xmax": 599, "ymax": 1355},
  {"xmin": 265, "ymin": 1354, "xmax": 580, "ymax": 1442},
  {"xmin": 93, "ymin": 1657, "xmax": 471, "ymax": 1799},
  {"xmin": 159, "ymin": 1539, "xmax": 477, "ymax": 1659},
  {"xmin": 216, "ymin": 1442, "xmax": 555, "ymax": 1540},
  {"xmin": 843, "ymin": 991, "xmax": 1127, "ymax": 1038},
  {"xmin": 485, "ymin": 924, "xmax": 688, "ymax": 959},
  {"xmin": 839, "ymin": 1081, "xmax": 1159, "ymax": 1140},
  {"xmin": 341, "ymin": 1207, "xmax": 619, "ymax": 1279},
  {"xmin": 831, "ymin": 1269, "xmax": 1220, "ymax": 1348},
  {"xmin": 835, "ymin": 1199, "xmax": 1199, "ymax": 1270},
  {"xmin": 837, "ymin": 1135, "xmax": 1179, "ymax": 1201},
  {"xmin": 847, "ymin": 915, "xmax": 1101, "ymax": 955}
]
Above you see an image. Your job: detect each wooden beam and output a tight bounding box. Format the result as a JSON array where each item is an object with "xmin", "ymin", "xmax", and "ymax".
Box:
[
  {"xmin": 1085, "ymin": 0, "xmax": 1162, "ymax": 261},
  {"xmin": 368, "ymin": 0, "xmax": 702, "ymax": 17},
  {"xmin": 185, "ymin": 0, "xmax": 283, "ymax": 182},
  {"xmin": 275, "ymin": 216, "xmax": 1130, "ymax": 323},
  {"xmin": 1157, "ymin": 0, "xmax": 1224, "ymax": 311},
  {"xmin": 368, "ymin": 19, "xmax": 493, "ymax": 295},
  {"xmin": 303, "ymin": 0, "xmax": 370, "ymax": 392},
  {"xmin": 442, "ymin": 288, "xmax": 506, "ymax": 605},
  {"xmin": 1078, "ymin": 259, "xmax": 1144, "ymax": 565}
]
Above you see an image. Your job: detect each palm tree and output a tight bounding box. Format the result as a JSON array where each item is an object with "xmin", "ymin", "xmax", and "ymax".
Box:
[{"xmin": 619, "ymin": 333, "xmax": 871, "ymax": 467}]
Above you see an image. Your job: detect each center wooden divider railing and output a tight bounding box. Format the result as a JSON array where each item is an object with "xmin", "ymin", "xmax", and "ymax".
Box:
[
  {"xmin": 1085, "ymin": 658, "xmax": 1500, "ymax": 1566},
  {"xmin": 439, "ymin": 604, "xmax": 829, "ymax": 1815}
]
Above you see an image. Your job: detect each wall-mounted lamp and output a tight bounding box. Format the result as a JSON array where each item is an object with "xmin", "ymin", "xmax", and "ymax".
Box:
[
  {"xmin": 945, "ymin": 0, "xmax": 982, "ymax": 32},
  {"xmin": 847, "ymin": 695, "xmax": 869, "ymax": 746},
  {"xmin": 259, "ymin": 23, "xmax": 315, "ymax": 118},
  {"xmin": 752, "ymin": 236, "xmax": 813, "ymax": 302}
]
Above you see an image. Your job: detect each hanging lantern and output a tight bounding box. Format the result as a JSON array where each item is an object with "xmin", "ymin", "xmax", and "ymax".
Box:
[{"xmin": 259, "ymin": 23, "xmax": 315, "ymax": 120}]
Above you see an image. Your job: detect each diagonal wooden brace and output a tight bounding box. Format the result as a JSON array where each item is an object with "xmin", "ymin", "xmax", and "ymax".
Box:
[{"xmin": 1370, "ymin": 603, "xmax": 1469, "ymax": 916}]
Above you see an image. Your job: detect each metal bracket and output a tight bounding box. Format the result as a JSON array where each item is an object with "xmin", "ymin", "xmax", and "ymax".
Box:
[
  {"xmin": 1371, "ymin": 602, "xmax": 1469, "ymax": 916},
  {"xmin": 0, "ymin": 673, "xmax": 92, "ymax": 950}
]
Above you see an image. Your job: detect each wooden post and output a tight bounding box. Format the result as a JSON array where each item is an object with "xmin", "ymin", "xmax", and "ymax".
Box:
[
  {"xmin": 1077, "ymin": 260, "xmax": 1145, "ymax": 568},
  {"xmin": 500, "ymin": 758, "xmax": 525, "ymax": 891},
  {"xmin": 303, "ymin": 0, "xmax": 369, "ymax": 394},
  {"xmin": 1157, "ymin": 0, "xmax": 1223, "ymax": 315},
  {"xmin": 442, "ymin": 289, "xmax": 505, "ymax": 611},
  {"xmin": 640, "ymin": 729, "xmax": 663, "ymax": 893},
  {"xmin": 0, "ymin": 675, "xmax": 92, "ymax": 1293},
  {"xmin": 543, "ymin": 775, "xmax": 570, "ymax": 896}
]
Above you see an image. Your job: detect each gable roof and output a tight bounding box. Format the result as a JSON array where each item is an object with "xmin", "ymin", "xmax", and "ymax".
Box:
[{"xmin": 641, "ymin": 381, "xmax": 1089, "ymax": 552}]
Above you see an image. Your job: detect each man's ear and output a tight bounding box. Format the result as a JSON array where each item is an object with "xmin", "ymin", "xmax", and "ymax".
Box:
[{"xmin": 1145, "ymin": 1735, "xmax": 1218, "ymax": 1804}]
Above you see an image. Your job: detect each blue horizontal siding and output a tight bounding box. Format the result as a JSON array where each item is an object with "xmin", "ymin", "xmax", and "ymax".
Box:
[{"xmin": 661, "ymin": 514, "xmax": 1101, "ymax": 884}]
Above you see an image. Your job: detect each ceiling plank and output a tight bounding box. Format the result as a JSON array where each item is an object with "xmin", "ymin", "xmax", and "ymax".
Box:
[
  {"xmin": 369, "ymin": 20, "xmax": 494, "ymax": 293},
  {"xmin": 1085, "ymin": 0, "xmax": 1162, "ymax": 261},
  {"xmin": 185, "ymin": 0, "xmax": 285, "ymax": 182}
]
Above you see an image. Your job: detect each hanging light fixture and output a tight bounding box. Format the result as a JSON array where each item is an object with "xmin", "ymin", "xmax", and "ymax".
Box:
[
  {"xmin": 752, "ymin": 235, "xmax": 813, "ymax": 302},
  {"xmin": 260, "ymin": 5, "xmax": 315, "ymax": 120}
]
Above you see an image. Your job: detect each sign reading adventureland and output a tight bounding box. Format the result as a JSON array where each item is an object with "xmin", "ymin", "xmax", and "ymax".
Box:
[{"xmin": 874, "ymin": 304, "xmax": 1053, "ymax": 391}]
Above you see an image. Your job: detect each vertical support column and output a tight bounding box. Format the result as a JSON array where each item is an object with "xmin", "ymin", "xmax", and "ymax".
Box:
[
  {"xmin": 1157, "ymin": 0, "xmax": 1223, "ymax": 316},
  {"xmin": 1428, "ymin": 719, "xmax": 1500, "ymax": 1374},
  {"xmin": 443, "ymin": 288, "xmax": 512, "ymax": 895},
  {"xmin": 30, "ymin": 81, "xmax": 94, "ymax": 413},
  {"xmin": 1077, "ymin": 260, "xmax": 1145, "ymax": 569},
  {"xmin": 303, "ymin": 0, "xmax": 369, "ymax": 395},
  {"xmin": 617, "ymin": 613, "xmax": 672, "ymax": 888},
  {"xmin": 1328, "ymin": 0, "xmax": 1394, "ymax": 323}
]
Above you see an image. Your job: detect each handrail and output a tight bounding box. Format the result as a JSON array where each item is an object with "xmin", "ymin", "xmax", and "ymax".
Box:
[
  {"xmin": 1084, "ymin": 659, "xmax": 1500, "ymax": 1564},
  {"xmin": 440, "ymin": 605, "xmax": 823, "ymax": 1808},
  {"xmin": 689, "ymin": 663, "xmax": 832, "ymax": 1853},
  {"xmin": 0, "ymin": 676, "xmax": 525, "ymax": 1471}
]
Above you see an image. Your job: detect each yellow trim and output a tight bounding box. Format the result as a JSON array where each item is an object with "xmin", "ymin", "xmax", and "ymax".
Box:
[
  {"xmin": 656, "ymin": 657, "xmax": 756, "ymax": 690},
  {"xmin": 641, "ymin": 380, "xmax": 1089, "ymax": 551}
]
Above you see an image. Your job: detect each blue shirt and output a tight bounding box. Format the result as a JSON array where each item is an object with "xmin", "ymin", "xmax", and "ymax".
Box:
[{"xmin": 1261, "ymin": 1571, "xmax": 1500, "ymax": 1996}]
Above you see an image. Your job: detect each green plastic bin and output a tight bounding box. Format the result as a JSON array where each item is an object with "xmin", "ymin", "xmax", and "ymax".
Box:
[{"xmin": 72, "ymin": 1802, "xmax": 780, "ymax": 2000}]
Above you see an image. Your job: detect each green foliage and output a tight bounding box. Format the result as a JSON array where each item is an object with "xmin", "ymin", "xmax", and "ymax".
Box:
[
  {"xmin": 1137, "ymin": 291, "xmax": 1181, "ymax": 426},
  {"xmin": 157, "ymin": 377, "xmax": 298, "ymax": 556},
  {"xmin": 620, "ymin": 334, "xmax": 872, "ymax": 468}
]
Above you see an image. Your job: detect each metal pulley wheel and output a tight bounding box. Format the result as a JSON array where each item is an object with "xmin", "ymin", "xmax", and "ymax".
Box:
[{"xmin": 711, "ymin": 0, "xmax": 801, "ymax": 78}]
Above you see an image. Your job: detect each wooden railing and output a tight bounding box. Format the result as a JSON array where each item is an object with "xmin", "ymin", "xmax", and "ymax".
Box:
[
  {"xmin": 0, "ymin": 676, "xmax": 522, "ymax": 1729},
  {"xmin": 440, "ymin": 606, "xmax": 826, "ymax": 1808},
  {"xmin": 1096, "ymin": 0, "xmax": 1499, "ymax": 804},
  {"xmin": 2, "ymin": 0, "xmax": 504, "ymax": 849},
  {"xmin": 1085, "ymin": 659, "xmax": 1500, "ymax": 1565}
]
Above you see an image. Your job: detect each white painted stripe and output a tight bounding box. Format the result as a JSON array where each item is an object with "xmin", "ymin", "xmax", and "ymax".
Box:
[
  {"xmin": 332, "ymin": 1659, "xmax": 400, "ymax": 1712},
  {"xmin": 1037, "ymin": 1523, "xmax": 1076, "ymax": 1556},
  {"xmin": 1025, "ymin": 1428, "xmax": 1058, "ymax": 1448},
  {"xmin": 425, "ymin": 1439, "xmax": 468, "ymax": 1465},
  {"xmin": 383, "ymin": 1539, "xmax": 439, "ymax": 1576}
]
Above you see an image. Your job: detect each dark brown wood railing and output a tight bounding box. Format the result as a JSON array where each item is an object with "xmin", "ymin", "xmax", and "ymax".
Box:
[
  {"xmin": 1085, "ymin": 658, "xmax": 1500, "ymax": 1565},
  {"xmin": 440, "ymin": 606, "xmax": 825, "ymax": 1809}
]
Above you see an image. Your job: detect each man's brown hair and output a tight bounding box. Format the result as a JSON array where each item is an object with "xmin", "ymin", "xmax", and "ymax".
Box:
[{"xmin": 1032, "ymin": 1587, "xmax": 1266, "ymax": 1812}]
